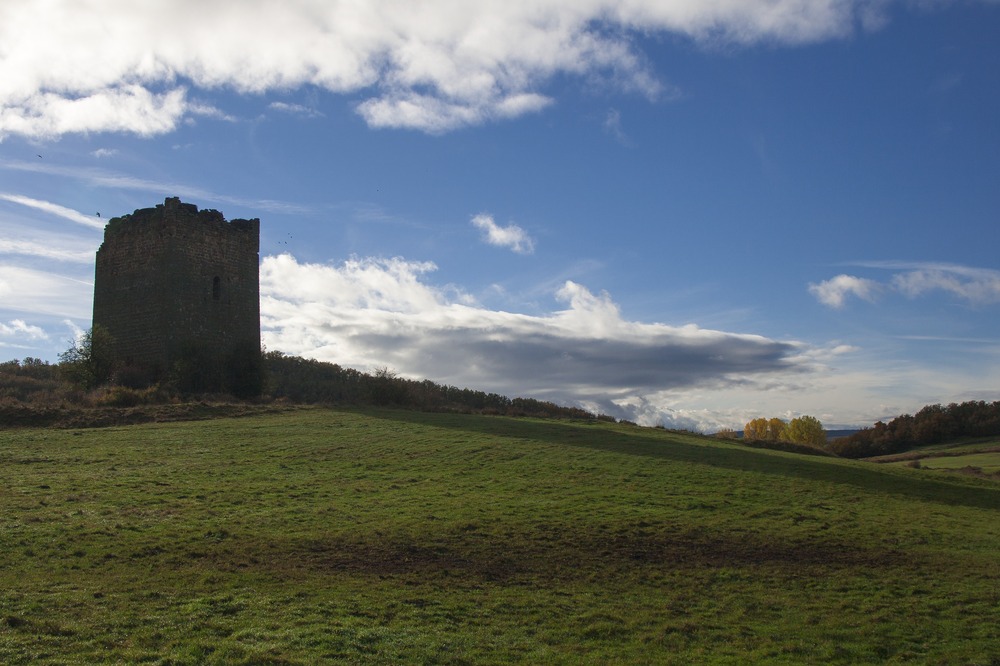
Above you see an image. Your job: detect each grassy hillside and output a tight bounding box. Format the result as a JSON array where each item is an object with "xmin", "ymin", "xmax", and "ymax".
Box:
[{"xmin": 1, "ymin": 408, "xmax": 998, "ymax": 664}]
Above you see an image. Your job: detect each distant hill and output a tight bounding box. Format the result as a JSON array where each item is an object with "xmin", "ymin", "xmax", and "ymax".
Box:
[{"xmin": 826, "ymin": 429, "xmax": 860, "ymax": 441}]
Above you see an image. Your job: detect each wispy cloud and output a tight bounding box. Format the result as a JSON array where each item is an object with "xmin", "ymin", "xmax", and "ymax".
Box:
[
  {"xmin": 187, "ymin": 100, "xmax": 238, "ymax": 123},
  {"xmin": 0, "ymin": 161, "xmax": 311, "ymax": 215},
  {"xmin": 603, "ymin": 108, "xmax": 631, "ymax": 146},
  {"xmin": 808, "ymin": 274, "xmax": 880, "ymax": 308},
  {"xmin": 811, "ymin": 262, "xmax": 1000, "ymax": 308},
  {"xmin": 0, "ymin": 193, "xmax": 105, "ymax": 230},
  {"xmin": 0, "ymin": 238, "xmax": 95, "ymax": 263},
  {"xmin": 890, "ymin": 264, "xmax": 1000, "ymax": 304},
  {"xmin": 0, "ymin": 265, "xmax": 93, "ymax": 319},
  {"xmin": 471, "ymin": 214, "xmax": 535, "ymax": 254},
  {"xmin": 269, "ymin": 102, "xmax": 324, "ymax": 119},
  {"xmin": 895, "ymin": 334, "xmax": 999, "ymax": 344},
  {"xmin": 0, "ymin": 1, "xmax": 889, "ymax": 138}
]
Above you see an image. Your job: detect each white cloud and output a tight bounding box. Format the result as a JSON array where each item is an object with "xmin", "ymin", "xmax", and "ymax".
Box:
[
  {"xmin": 808, "ymin": 274, "xmax": 880, "ymax": 308},
  {"xmin": 811, "ymin": 263, "xmax": 1000, "ymax": 308},
  {"xmin": 357, "ymin": 92, "xmax": 553, "ymax": 133},
  {"xmin": 1, "ymin": 86, "xmax": 188, "ymax": 140},
  {"xmin": 0, "ymin": 319, "xmax": 48, "ymax": 340},
  {"xmin": 260, "ymin": 253, "xmax": 807, "ymax": 415},
  {"xmin": 1, "ymin": 0, "xmax": 888, "ymax": 138},
  {"xmin": 471, "ymin": 214, "xmax": 536, "ymax": 254}
]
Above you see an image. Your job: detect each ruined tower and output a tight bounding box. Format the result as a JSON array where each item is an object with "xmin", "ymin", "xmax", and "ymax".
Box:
[{"xmin": 93, "ymin": 197, "xmax": 261, "ymax": 393}]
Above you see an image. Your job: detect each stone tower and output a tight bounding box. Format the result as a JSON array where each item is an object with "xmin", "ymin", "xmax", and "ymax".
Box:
[{"xmin": 93, "ymin": 197, "xmax": 261, "ymax": 392}]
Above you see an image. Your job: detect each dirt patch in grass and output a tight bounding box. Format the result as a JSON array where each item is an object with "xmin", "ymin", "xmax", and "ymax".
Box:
[
  {"xmin": 949, "ymin": 466, "xmax": 1000, "ymax": 481},
  {"xmin": 192, "ymin": 523, "xmax": 910, "ymax": 584}
]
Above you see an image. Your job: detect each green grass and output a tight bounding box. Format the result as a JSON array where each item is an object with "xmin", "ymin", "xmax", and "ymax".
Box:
[
  {"xmin": 2, "ymin": 408, "xmax": 999, "ymax": 664},
  {"xmin": 875, "ymin": 438, "xmax": 1000, "ymax": 478},
  {"xmin": 906, "ymin": 452, "xmax": 1000, "ymax": 473}
]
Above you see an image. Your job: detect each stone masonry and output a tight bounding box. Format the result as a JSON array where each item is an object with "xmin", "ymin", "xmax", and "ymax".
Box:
[{"xmin": 92, "ymin": 197, "xmax": 260, "ymax": 384}]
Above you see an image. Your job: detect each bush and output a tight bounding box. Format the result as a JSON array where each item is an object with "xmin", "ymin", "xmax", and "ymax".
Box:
[
  {"xmin": 92, "ymin": 385, "xmax": 162, "ymax": 408},
  {"xmin": 59, "ymin": 326, "xmax": 116, "ymax": 389}
]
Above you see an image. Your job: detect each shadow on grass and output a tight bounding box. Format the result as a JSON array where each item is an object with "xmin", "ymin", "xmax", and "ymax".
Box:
[{"xmin": 370, "ymin": 409, "xmax": 1000, "ymax": 512}]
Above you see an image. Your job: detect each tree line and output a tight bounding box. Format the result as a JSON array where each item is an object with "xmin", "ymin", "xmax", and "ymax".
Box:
[
  {"xmin": 826, "ymin": 401, "xmax": 1000, "ymax": 458},
  {"xmin": 263, "ymin": 351, "xmax": 605, "ymax": 419},
  {"xmin": 1, "ymin": 340, "xmax": 611, "ymax": 423},
  {"xmin": 6, "ymin": 332, "xmax": 1000, "ymax": 448}
]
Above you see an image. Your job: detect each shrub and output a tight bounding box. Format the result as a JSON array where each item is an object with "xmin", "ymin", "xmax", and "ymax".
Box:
[
  {"xmin": 92, "ymin": 385, "xmax": 162, "ymax": 408},
  {"xmin": 59, "ymin": 326, "xmax": 117, "ymax": 389}
]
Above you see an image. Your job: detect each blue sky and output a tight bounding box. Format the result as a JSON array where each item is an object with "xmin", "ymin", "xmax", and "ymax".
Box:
[{"xmin": 1, "ymin": 0, "xmax": 998, "ymax": 430}]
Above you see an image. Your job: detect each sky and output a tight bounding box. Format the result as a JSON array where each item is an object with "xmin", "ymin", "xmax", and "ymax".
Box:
[{"xmin": 1, "ymin": 0, "xmax": 999, "ymax": 431}]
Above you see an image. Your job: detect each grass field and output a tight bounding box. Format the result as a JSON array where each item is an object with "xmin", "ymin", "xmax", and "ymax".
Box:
[
  {"xmin": 913, "ymin": 452, "xmax": 1000, "ymax": 474},
  {"xmin": 2, "ymin": 408, "xmax": 998, "ymax": 664},
  {"xmin": 874, "ymin": 439, "xmax": 1000, "ymax": 478}
]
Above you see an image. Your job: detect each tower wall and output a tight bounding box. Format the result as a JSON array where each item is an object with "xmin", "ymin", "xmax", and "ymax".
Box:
[{"xmin": 93, "ymin": 197, "xmax": 260, "ymax": 385}]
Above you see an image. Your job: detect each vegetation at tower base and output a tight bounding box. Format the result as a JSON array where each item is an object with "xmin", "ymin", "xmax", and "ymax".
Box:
[
  {"xmin": 0, "ymin": 350, "xmax": 610, "ymax": 427},
  {"xmin": 91, "ymin": 197, "xmax": 261, "ymax": 395},
  {"xmin": 56, "ymin": 325, "xmax": 115, "ymax": 390}
]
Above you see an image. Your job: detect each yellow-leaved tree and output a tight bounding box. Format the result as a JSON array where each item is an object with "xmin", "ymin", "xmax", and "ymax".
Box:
[
  {"xmin": 743, "ymin": 418, "xmax": 769, "ymax": 441},
  {"xmin": 744, "ymin": 415, "xmax": 825, "ymax": 446},
  {"xmin": 786, "ymin": 415, "xmax": 826, "ymax": 446}
]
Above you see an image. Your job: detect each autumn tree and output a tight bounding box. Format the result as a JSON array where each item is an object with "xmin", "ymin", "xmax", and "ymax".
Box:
[
  {"xmin": 745, "ymin": 415, "xmax": 824, "ymax": 446},
  {"xmin": 743, "ymin": 417, "xmax": 769, "ymax": 441},
  {"xmin": 767, "ymin": 417, "xmax": 787, "ymax": 441},
  {"xmin": 785, "ymin": 415, "xmax": 826, "ymax": 447}
]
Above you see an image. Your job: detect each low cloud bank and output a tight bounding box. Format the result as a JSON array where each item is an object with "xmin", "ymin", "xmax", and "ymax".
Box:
[{"xmin": 261, "ymin": 254, "xmax": 809, "ymax": 428}]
